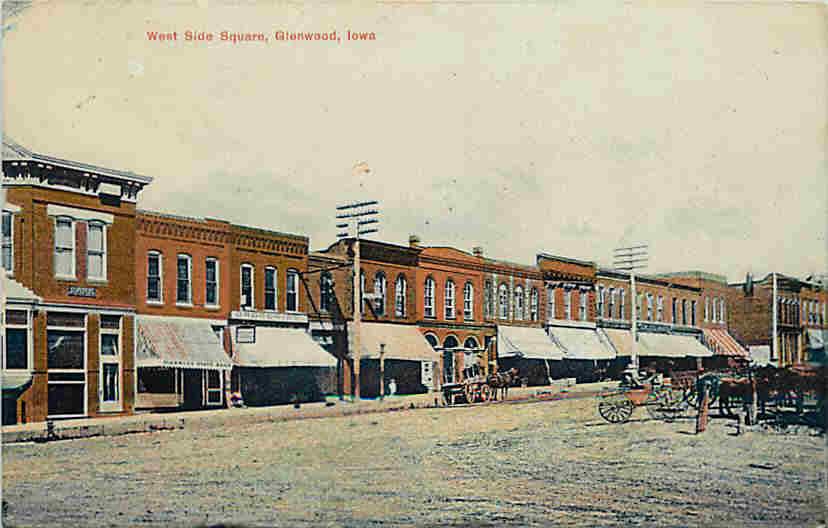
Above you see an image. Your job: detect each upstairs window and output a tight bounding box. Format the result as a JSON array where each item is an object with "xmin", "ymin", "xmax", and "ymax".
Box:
[
  {"xmin": 619, "ymin": 289, "xmax": 625, "ymax": 319},
  {"xmin": 646, "ymin": 294, "xmax": 654, "ymax": 321},
  {"xmin": 87, "ymin": 221, "xmax": 106, "ymax": 280},
  {"xmin": 205, "ymin": 258, "xmax": 219, "ymax": 307},
  {"xmin": 579, "ymin": 291, "xmax": 588, "ymax": 321},
  {"xmin": 54, "ymin": 217, "xmax": 75, "ymax": 278},
  {"xmin": 286, "ymin": 269, "xmax": 299, "ymax": 312},
  {"xmin": 240, "ymin": 264, "xmax": 254, "ymax": 309},
  {"xmin": 657, "ymin": 295, "xmax": 664, "ymax": 322},
  {"xmin": 530, "ymin": 288, "xmax": 539, "ymax": 321},
  {"xmin": 147, "ymin": 251, "xmax": 163, "ymax": 303},
  {"xmin": 704, "ymin": 297, "xmax": 710, "ymax": 322},
  {"xmin": 514, "ymin": 286, "xmax": 525, "ymax": 320},
  {"xmin": 484, "ymin": 280, "xmax": 493, "ymax": 319},
  {"xmin": 608, "ymin": 288, "xmax": 616, "ymax": 319},
  {"xmin": 681, "ymin": 299, "xmax": 688, "ymax": 325},
  {"xmin": 2, "ymin": 211, "xmax": 13, "ymax": 274},
  {"xmin": 564, "ymin": 290, "xmax": 572, "ymax": 320},
  {"xmin": 321, "ymin": 272, "xmax": 334, "ymax": 313},
  {"xmin": 720, "ymin": 298, "xmax": 726, "ymax": 323},
  {"xmin": 691, "ymin": 300, "xmax": 697, "ymax": 326},
  {"xmin": 424, "ymin": 277, "xmax": 435, "ymax": 318},
  {"xmin": 265, "ymin": 267, "xmax": 277, "ymax": 310},
  {"xmin": 176, "ymin": 254, "xmax": 192, "ymax": 305},
  {"xmin": 464, "ymin": 282, "xmax": 474, "ymax": 320},
  {"xmin": 597, "ymin": 287, "xmax": 605, "ymax": 317},
  {"xmin": 374, "ymin": 272, "xmax": 387, "ymax": 315},
  {"xmin": 394, "ymin": 275, "xmax": 406, "ymax": 317},
  {"xmin": 498, "ymin": 284, "xmax": 509, "ymax": 319},
  {"xmin": 546, "ymin": 286, "xmax": 556, "ymax": 320},
  {"xmin": 672, "ymin": 298, "xmax": 678, "ymax": 323},
  {"xmin": 445, "ymin": 280, "xmax": 456, "ymax": 319}
]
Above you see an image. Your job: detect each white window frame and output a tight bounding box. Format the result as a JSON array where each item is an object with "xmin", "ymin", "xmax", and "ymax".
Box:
[
  {"xmin": 3, "ymin": 309, "xmax": 32, "ymax": 372},
  {"xmin": 424, "ymin": 277, "xmax": 435, "ymax": 318},
  {"xmin": 564, "ymin": 290, "xmax": 572, "ymax": 320},
  {"xmin": 720, "ymin": 298, "xmax": 726, "ymax": 323},
  {"xmin": 240, "ymin": 263, "xmax": 255, "ymax": 309},
  {"xmin": 176, "ymin": 254, "xmax": 193, "ymax": 306},
  {"xmin": 597, "ymin": 286, "xmax": 604, "ymax": 317},
  {"xmin": 514, "ymin": 286, "xmax": 524, "ymax": 320},
  {"xmin": 579, "ymin": 290, "xmax": 588, "ymax": 321},
  {"xmin": 498, "ymin": 284, "xmax": 509, "ymax": 319},
  {"xmin": 86, "ymin": 221, "xmax": 107, "ymax": 281},
  {"xmin": 46, "ymin": 313, "xmax": 88, "ymax": 419},
  {"xmin": 286, "ymin": 269, "xmax": 300, "ymax": 312},
  {"xmin": 657, "ymin": 295, "xmax": 664, "ymax": 322},
  {"xmin": 2, "ymin": 210, "xmax": 14, "ymax": 276},
  {"xmin": 54, "ymin": 216, "xmax": 76, "ymax": 280},
  {"xmin": 691, "ymin": 300, "xmax": 697, "ymax": 326},
  {"xmin": 374, "ymin": 272, "xmax": 387, "ymax": 316},
  {"xmin": 646, "ymin": 294, "xmax": 654, "ymax": 321},
  {"xmin": 205, "ymin": 257, "xmax": 220, "ymax": 309},
  {"xmin": 608, "ymin": 288, "xmax": 616, "ymax": 319},
  {"xmin": 464, "ymin": 282, "xmax": 474, "ymax": 321},
  {"xmin": 146, "ymin": 251, "xmax": 163, "ymax": 304},
  {"xmin": 99, "ymin": 315, "xmax": 123, "ymax": 413},
  {"xmin": 204, "ymin": 369, "xmax": 224, "ymax": 407},
  {"xmin": 530, "ymin": 288, "xmax": 539, "ymax": 321},
  {"xmin": 264, "ymin": 266, "xmax": 278, "ymax": 311},
  {"xmin": 619, "ymin": 289, "xmax": 625, "ymax": 320},
  {"xmin": 321, "ymin": 272, "xmax": 334, "ymax": 313},
  {"xmin": 711, "ymin": 297, "xmax": 718, "ymax": 323},
  {"xmin": 394, "ymin": 275, "xmax": 406, "ymax": 317},
  {"xmin": 445, "ymin": 280, "xmax": 456, "ymax": 319},
  {"xmin": 546, "ymin": 286, "xmax": 556, "ymax": 321}
]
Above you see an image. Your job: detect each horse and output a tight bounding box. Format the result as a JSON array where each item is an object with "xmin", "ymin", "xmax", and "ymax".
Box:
[{"xmin": 487, "ymin": 368, "xmax": 519, "ymax": 401}]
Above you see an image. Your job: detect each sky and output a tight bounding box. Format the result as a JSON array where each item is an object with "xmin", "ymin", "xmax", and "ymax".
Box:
[{"xmin": 2, "ymin": 1, "xmax": 826, "ymax": 282}]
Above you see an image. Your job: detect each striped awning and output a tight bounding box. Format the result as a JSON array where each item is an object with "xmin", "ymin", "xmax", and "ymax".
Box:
[{"xmin": 703, "ymin": 329, "xmax": 748, "ymax": 357}]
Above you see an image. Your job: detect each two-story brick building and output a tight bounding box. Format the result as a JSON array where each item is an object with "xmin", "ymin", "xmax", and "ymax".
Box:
[{"xmin": 2, "ymin": 139, "xmax": 151, "ymax": 424}]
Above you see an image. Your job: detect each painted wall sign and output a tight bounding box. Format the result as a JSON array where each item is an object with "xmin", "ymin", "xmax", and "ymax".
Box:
[
  {"xmin": 67, "ymin": 286, "xmax": 97, "ymax": 298},
  {"xmin": 236, "ymin": 326, "xmax": 256, "ymax": 344}
]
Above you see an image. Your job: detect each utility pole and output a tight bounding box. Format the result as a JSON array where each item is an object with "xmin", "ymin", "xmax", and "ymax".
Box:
[
  {"xmin": 613, "ymin": 245, "xmax": 649, "ymax": 371},
  {"xmin": 379, "ymin": 343, "xmax": 386, "ymax": 400},
  {"xmin": 336, "ymin": 199, "xmax": 379, "ymax": 401},
  {"xmin": 772, "ymin": 272, "xmax": 778, "ymax": 367}
]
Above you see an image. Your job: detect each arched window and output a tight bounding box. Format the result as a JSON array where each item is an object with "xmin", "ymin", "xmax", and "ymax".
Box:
[
  {"xmin": 424, "ymin": 333, "xmax": 439, "ymax": 348},
  {"xmin": 720, "ymin": 298, "xmax": 726, "ymax": 323},
  {"xmin": 176, "ymin": 254, "xmax": 192, "ymax": 305},
  {"xmin": 514, "ymin": 286, "xmax": 524, "ymax": 320},
  {"xmin": 240, "ymin": 263, "xmax": 254, "ymax": 309},
  {"xmin": 546, "ymin": 286, "xmax": 556, "ymax": 321},
  {"xmin": 498, "ymin": 284, "xmax": 509, "ymax": 319},
  {"xmin": 463, "ymin": 282, "xmax": 474, "ymax": 320},
  {"xmin": 530, "ymin": 288, "xmax": 539, "ymax": 321},
  {"xmin": 424, "ymin": 277, "xmax": 435, "ymax": 318},
  {"xmin": 445, "ymin": 280, "xmax": 456, "ymax": 319},
  {"xmin": 646, "ymin": 293, "xmax": 654, "ymax": 321},
  {"xmin": 286, "ymin": 269, "xmax": 299, "ymax": 312},
  {"xmin": 374, "ymin": 272, "xmax": 386, "ymax": 315},
  {"xmin": 443, "ymin": 335, "xmax": 459, "ymax": 349},
  {"xmin": 394, "ymin": 274, "xmax": 406, "ymax": 317},
  {"xmin": 597, "ymin": 286, "xmax": 605, "ymax": 317},
  {"xmin": 484, "ymin": 280, "xmax": 493, "ymax": 319},
  {"xmin": 443, "ymin": 335, "xmax": 459, "ymax": 383},
  {"xmin": 320, "ymin": 272, "xmax": 333, "ymax": 312},
  {"xmin": 464, "ymin": 336, "xmax": 480, "ymax": 350},
  {"xmin": 704, "ymin": 296, "xmax": 710, "ymax": 322},
  {"xmin": 711, "ymin": 297, "xmax": 718, "ymax": 322},
  {"xmin": 264, "ymin": 266, "xmax": 277, "ymax": 310}
]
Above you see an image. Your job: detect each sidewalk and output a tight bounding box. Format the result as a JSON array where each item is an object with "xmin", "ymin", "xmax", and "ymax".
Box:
[{"xmin": 1, "ymin": 381, "xmax": 615, "ymax": 444}]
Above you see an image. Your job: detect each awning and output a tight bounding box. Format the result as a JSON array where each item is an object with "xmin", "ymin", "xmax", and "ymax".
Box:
[
  {"xmin": 703, "ymin": 329, "xmax": 748, "ymax": 357},
  {"xmin": 137, "ymin": 315, "xmax": 233, "ymax": 370},
  {"xmin": 639, "ymin": 332, "xmax": 712, "ymax": 358},
  {"xmin": 3, "ymin": 276, "xmax": 40, "ymax": 304},
  {"xmin": 548, "ymin": 325, "xmax": 616, "ymax": 360},
  {"xmin": 497, "ymin": 325, "xmax": 564, "ymax": 361},
  {"xmin": 2, "ymin": 371, "xmax": 32, "ymax": 392},
  {"xmin": 234, "ymin": 327, "xmax": 337, "ymax": 368},
  {"xmin": 348, "ymin": 322, "xmax": 440, "ymax": 362}
]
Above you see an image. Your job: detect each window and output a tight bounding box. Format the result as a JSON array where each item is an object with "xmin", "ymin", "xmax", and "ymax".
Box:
[
  {"xmin": 691, "ymin": 300, "xmax": 697, "ymax": 326},
  {"xmin": 484, "ymin": 280, "xmax": 493, "ymax": 319},
  {"xmin": 176, "ymin": 254, "xmax": 192, "ymax": 305},
  {"xmin": 206, "ymin": 370, "xmax": 223, "ymax": 406},
  {"xmin": 2, "ymin": 211, "xmax": 13, "ymax": 274},
  {"xmin": 394, "ymin": 275, "xmax": 406, "ymax": 317},
  {"xmin": 530, "ymin": 288, "xmax": 539, "ymax": 321},
  {"xmin": 47, "ymin": 312, "xmax": 86, "ymax": 418},
  {"xmin": 597, "ymin": 287, "xmax": 604, "ymax": 318},
  {"xmin": 711, "ymin": 297, "xmax": 718, "ymax": 322},
  {"xmin": 264, "ymin": 267, "xmax": 277, "ymax": 310},
  {"xmin": 514, "ymin": 286, "xmax": 524, "ymax": 320},
  {"xmin": 564, "ymin": 290, "xmax": 572, "ymax": 320},
  {"xmin": 704, "ymin": 297, "xmax": 710, "ymax": 322},
  {"xmin": 619, "ymin": 289, "xmax": 625, "ymax": 319},
  {"xmin": 374, "ymin": 272, "xmax": 387, "ymax": 315},
  {"xmin": 636, "ymin": 293, "xmax": 643, "ymax": 320},
  {"xmin": 240, "ymin": 264, "xmax": 254, "ymax": 309},
  {"xmin": 646, "ymin": 294, "xmax": 653, "ymax": 321},
  {"xmin": 720, "ymin": 298, "xmax": 726, "ymax": 323},
  {"xmin": 147, "ymin": 251, "xmax": 163, "ymax": 303},
  {"xmin": 424, "ymin": 277, "xmax": 435, "ymax": 318},
  {"xmin": 579, "ymin": 291, "xmax": 588, "ymax": 321},
  {"xmin": 54, "ymin": 217, "xmax": 75, "ymax": 278},
  {"xmin": 4, "ymin": 310, "xmax": 29, "ymax": 370},
  {"xmin": 321, "ymin": 272, "xmax": 334, "ymax": 313},
  {"xmin": 86, "ymin": 221, "xmax": 106, "ymax": 280},
  {"xmin": 546, "ymin": 286, "xmax": 556, "ymax": 320},
  {"xmin": 464, "ymin": 282, "xmax": 474, "ymax": 320},
  {"xmin": 672, "ymin": 298, "xmax": 678, "ymax": 323},
  {"xmin": 445, "ymin": 280, "xmax": 456, "ymax": 319},
  {"xmin": 205, "ymin": 258, "xmax": 219, "ymax": 307},
  {"xmin": 657, "ymin": 296, "xmax": 664, "ymax": 322},
  {"xmin": 608, "ymin": 288, "xmax": 616, "ymax": 319},
  {"xmin": 286, "ymin": 269, "xmax": 299, "ymax": 311},
  {"xmin": 100, "ymin": 315, "xmax": 122, "ymax": 412},
  {"xmin": 498, "ymin": 284, "xmax": 509, "ymax": 319},
  {"xmin": 681, "ymin": 299, "xmax": 688, "ymax": 325}
]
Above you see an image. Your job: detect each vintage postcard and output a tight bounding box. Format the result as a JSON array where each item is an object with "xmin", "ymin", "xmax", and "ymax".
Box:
[{"xmin": 0, "ymin": 1, "xmax": 825, "ymax": 526}]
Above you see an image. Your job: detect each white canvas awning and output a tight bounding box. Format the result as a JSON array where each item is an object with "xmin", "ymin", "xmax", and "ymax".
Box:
[
  {"xmin": 639, "ymin": 332, "xmax": 713, "ymax": 358},
  {"xmin": 548, "ymin": 325, "xmax": 616, "ymax": 360},
  {"xmin": 233, "ymin": 327, "xmax": 337, "ymax": 368},
  {"xmin": 3, "ymin": 276, "xmax": 40, "ymax": 304},
  {"xmin": 137, "ymin": 315, "xmax": 233, "ymax": 370},
  {"xmin": 348, "ymin": 322, "xmax": 440, "ymax": 362},
  {"xmin": 497, "ymin": 325, "xmax": 564, "ymax": 361}
]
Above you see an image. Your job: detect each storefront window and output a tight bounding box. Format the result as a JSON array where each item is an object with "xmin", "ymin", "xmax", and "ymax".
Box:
[{"xmin": 47, "ymin": 312, "xmax": 86, "ymax": 417}]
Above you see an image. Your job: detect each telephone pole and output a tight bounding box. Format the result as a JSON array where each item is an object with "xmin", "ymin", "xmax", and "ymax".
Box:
[
  {"xmin": 613, "ymin": 244, "xmax": 649, "ymax": 370},
  {"xmin": 336, "ymin": 200, "xmax": 379, "ymax": 400}
]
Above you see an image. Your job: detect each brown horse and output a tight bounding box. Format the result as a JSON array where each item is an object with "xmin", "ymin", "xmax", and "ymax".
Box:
[{"xmin": 487, "ymin": 368, "xmax": 519, "ymax": 401}]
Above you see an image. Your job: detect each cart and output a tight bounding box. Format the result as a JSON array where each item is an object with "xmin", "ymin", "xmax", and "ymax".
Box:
[
  {"xmin": 441, "ymin": 363, "xmax": 491, "ymax": 406},
  {"xmin": 597, "ymin": 373, "xmax": 688, "ymax": 423}
]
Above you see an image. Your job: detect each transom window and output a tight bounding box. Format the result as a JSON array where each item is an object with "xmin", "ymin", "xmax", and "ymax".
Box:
[
  {"xmin": 86, "ymin": 221, "xmax": 106, "ymax": 280},
  {"xmin": 176, "ymin": 254, "xmax": 192, "ymax": 305},
  {"xmin": 265, "ymin": 267, "xmax": 277, "ymax": 310},
  {"xmin": 286, "ymin": 269, "xmax": 299, "ymax": 312},
  {"xmin": 54, "ymin": 217, "xmax": 75, "ymax": 278},
  {"xmin": 445, "ymin": 280, "xmax": 456, "ymax": 319}
]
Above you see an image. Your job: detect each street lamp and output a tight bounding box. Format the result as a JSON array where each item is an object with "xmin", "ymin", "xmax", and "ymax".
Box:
[
  {"xmin": 613, "ymin": 244, "xmax": 649, "ymax": 371},
  {"xmin": 336, "ymin": 199, "xmax": 380, "ymax": 400}
]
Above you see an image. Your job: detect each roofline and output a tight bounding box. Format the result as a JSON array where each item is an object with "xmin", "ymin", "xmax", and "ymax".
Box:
[
  {"xmin": 3, "ymin": 138, "xmax": 153, "ymax": 185},
  {"xmin": 536, "ymin": 252, "xmax": 596, "ymax": 267}
]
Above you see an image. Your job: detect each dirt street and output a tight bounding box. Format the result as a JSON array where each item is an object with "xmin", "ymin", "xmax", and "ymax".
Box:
[{"xmin": 2, "ymin": 396, "xmax": 824, "ymax": 527}]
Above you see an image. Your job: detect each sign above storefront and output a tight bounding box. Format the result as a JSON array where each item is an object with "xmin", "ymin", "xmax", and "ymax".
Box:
[
  {"xmin": 236, "ymin": 326, "xmax": 256, "ymax": 344},
  {"xmin": 67, "ymin": 286, "xmax": 97, "ymax": 298}
]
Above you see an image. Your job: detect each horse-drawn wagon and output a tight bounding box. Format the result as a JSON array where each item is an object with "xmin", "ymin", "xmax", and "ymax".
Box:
[{"xmin": 441, "ymin": 365, "xmax": 519, "ymax": 406}]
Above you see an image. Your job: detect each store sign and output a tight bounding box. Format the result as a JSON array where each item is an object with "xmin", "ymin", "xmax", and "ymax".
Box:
[
  {"xmin": 236, "ymin": 326, "xmax": 256, "ymax": 344},
  {"xmin": 67, "ymin": 286, "xmax": 97, "ymax": 298}
]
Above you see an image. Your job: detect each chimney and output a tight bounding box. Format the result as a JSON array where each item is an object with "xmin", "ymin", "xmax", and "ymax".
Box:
[
  {"xmin": 409, "ymin": 234, "xmax": 421, "ymax": 248},
  {"xmin": 473, "ymin": 246, "xmax": 483, "ymax": 258}
]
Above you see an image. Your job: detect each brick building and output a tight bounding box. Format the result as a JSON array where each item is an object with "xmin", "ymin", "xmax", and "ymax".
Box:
[
  {"xmin": 727, "ymin": 273, "xmax": 827, "ymax": 367},
  {"xmin": 2, "ymin": 139, "xmax": 151, "ymax": 424}
]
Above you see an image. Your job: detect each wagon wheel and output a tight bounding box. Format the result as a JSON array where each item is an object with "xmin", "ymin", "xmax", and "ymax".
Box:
[
  {"xmin": 480, "ymin": 384, "xmax": 491, "ymax": 403},
  {"xmin": 464, "ymin": 384, "xmax": 475, "ymax": 404},
  {"xmin": 685, "ymin": 387, "xmax": 718, "ymax": 409},
  {"xmin": 598, "ymin": 395, "xmax": 634, "ymax": 423}
]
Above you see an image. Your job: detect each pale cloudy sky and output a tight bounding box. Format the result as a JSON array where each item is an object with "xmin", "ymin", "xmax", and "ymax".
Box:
[{"xmin": 3, "ymin": 1, "xmax": 826, "ymax": 282}]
